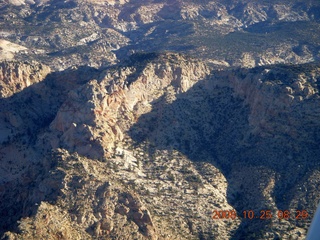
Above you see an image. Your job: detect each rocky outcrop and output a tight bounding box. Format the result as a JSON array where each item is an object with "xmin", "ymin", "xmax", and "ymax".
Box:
[
  {"xmin": 0, "ymin": 61, "xmax": 50, "ymax": 98},
  {"xmin": 116, "ymin": 192, "xmax": 156, "ymax": 239},
  {"xmin": 224, "ymin": 64, "xmax": 320, "ymax": 139},
  {"xmin": 49, "ymin": 53, "xmax": 210, "ymax": 158},
  {"xmin": 1, "ymin": 149, "xmax": 159, "ymax": 240}
]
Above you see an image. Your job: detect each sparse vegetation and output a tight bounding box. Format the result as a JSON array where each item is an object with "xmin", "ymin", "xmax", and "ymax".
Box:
[{"xmin": 0, "ymin": 0, "xmax": 319, "ymax": 239}]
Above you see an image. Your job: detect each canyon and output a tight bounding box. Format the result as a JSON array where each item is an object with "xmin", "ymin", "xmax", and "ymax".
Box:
[{"xmin": 0, "ymin": 0, "xmax": 320, "ymax": 239}]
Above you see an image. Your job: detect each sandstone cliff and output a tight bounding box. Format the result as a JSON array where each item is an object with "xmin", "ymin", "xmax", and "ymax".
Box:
[{"xmin": 49, "ymin": 53, "xmax": 210, "ymax": 158}]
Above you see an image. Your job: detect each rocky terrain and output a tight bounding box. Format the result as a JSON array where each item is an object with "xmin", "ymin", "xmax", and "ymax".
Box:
[
  {"xmin": 0, "ymin": 61, "xmax": 50, "ymax": 98},
  {"xmin": 0, "ymin": 53, "xmax": 319, "ymax": 239},
  {"xmin": 0, "ymin": 0, "xmax": 320, "ymax": 239},
  {"xmin": 0, "ymin": 0, "xmax": 320, "ymax": 70}
]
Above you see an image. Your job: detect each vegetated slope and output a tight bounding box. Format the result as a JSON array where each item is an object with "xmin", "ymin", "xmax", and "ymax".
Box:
[
  {"xmin": 0, "ymin": 0, "xmax": 320, "ymax": 70},
  {"xmin": 0, "ymin": 53, "xmax": 320, "ymax": 239}
]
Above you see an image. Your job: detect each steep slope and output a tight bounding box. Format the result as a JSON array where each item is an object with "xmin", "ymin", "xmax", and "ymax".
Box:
[
  {"xmin": 0, "ymin": 61, "xmax": 100, "ymax": 237},
  {"xmin": 1, "ymin": 53, "xmax": 320, "ymax": 239}
]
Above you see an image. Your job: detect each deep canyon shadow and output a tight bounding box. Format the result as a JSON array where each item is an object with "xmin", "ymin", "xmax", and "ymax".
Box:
[{"xmin": 128, "ymin": 70, "xmax": 320, "ymax": 239}]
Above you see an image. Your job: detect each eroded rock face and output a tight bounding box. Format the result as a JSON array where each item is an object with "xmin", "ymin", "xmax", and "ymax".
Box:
[
  {"xmin": 225, "ymin": 64, "xmax": 320, "ymax": 139},
  {"xmin": 49, "ymin": 53, "xmax": 210, "ymax": 158},
  {"xmin": 116, "ymin": 192, "xmax": 156, "ymax": 238},
  {"xmin": 1, "ymin": 150, "xmax": 159, "ymax": 240},
  {"xmin": 0, "ymin": 61, "xmax": 50, "ymax": 98}
]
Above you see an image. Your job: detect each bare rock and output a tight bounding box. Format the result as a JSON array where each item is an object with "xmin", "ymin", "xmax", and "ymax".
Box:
[{"xmin": 0, "ymin": 61, "xmax": 50, "ymax": 98}]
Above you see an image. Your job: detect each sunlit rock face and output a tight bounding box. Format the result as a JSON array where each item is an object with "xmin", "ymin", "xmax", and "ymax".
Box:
[
  {"xmin": 49, "ymin": 53, "xmax": 209, "ymax": 158},
  {"xmin": 0, "ymin": 61, "xmax": 50, "ymax": 98}
]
